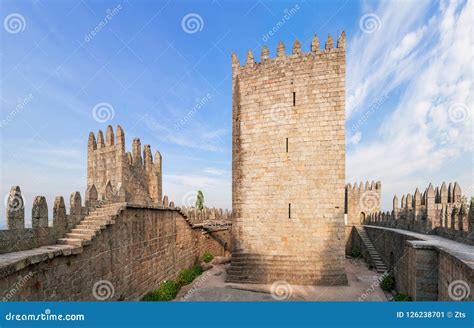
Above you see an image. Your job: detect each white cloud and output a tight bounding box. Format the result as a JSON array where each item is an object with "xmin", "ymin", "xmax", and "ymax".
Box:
[
  {"xmin": 347, "ymin": 0, "xmax": 473, "ymax": 210},
  {"xmin": 164, "ymin": 173, "xmax": 231, "ymax": 209},
  {"xmin": 348, "ymin": 131, "xmax": 362, "ymax": 145},
  {"xmin": 203, "ymin": 168, "xmax": 227, "ymax": 176}
]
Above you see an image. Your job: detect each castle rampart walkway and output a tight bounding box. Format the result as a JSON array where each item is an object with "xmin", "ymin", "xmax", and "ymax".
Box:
[{"xmin": 360, "ymin": 225, "xmax": 473, "ymax": 301}]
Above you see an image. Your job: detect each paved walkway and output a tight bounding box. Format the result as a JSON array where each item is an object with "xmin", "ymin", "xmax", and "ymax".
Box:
[
  {"xmin": 364, "ymin": 225, "xmax": 474, "ymax": 269},
  {"xmin": 177, "ymin": 258, "xmax": 388, "ymax": 301}
]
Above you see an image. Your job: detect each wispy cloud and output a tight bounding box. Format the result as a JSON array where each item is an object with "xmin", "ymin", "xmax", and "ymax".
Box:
[
  {"xmin": 347, "ymin": 0, "xmax": 473, "ymax": 209},
  {"xmin": 164, "ymin": 172, "xmax": 231, "ymax": 209},
  {"xmin": 203, "ymin": 168, "xmax": 227, "ymax": 176}
]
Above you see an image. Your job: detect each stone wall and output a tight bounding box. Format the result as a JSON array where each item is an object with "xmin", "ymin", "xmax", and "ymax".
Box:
[
  {"xmin": 179, "ymin": 206, "xmax": 232, "ymax": 225},
  {"xmin": 362, "ymin": 226, "xmax": 473, "ymax": 301},
  {"xmin": 87, "ymin": 125, "xmax": 162, "ymax": 205},
  {"xmin": 364, "ymin": 183, "xmax": 473, "ymax": 245},
  {"xmin": 345, "ymin": 181, "xmax": 381, "ymax": 226},
  {"xmin": 0, "ymin": 206, "xmax": 230, "ymax": 301},
  {"xmin": 0, "ymin": 187, "xmax": 87, "ymax": 254},
  {"xmin": 229, "ymin": 32, "xmax": 347, "ymax": 285}
]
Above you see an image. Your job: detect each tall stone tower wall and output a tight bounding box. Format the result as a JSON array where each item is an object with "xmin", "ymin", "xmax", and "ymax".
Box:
[
  {"xmin": 86, "ymin": 125, "xmax": 162, "ymax": 205},
  {"xmin": 229, "ymin": 32, "xmax": 347, "ymax": 285}
]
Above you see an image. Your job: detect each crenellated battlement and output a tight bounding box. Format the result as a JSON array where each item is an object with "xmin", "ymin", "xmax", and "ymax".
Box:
[
  {"xmin": 345, "ymin": 181, "xmax": 382, "ymax": 225},
  {"xmin": 232, "ymin": 32, "xmax": 345, "ymax": 71},
  {"xmin": 87, "ymin": 125, "xmax": 162, "ymax": 205},
  {"xmin": 1, "ymin": 186, "xmax": 87, "ymax": 254},
  {"xmin": 230, "ymin": 31, "xmax": 347, "ymax": 285},
  {"xmin": 179, "ymin": 206, "xmax": 232, "ymax": 229},
  {"xmin": 364, "ymin": 182, "xmax": 473, "ymax": 244}
]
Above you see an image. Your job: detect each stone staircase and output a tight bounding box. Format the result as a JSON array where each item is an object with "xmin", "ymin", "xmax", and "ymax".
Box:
[
  {"xmin": 226, "ymin": 254, "xmax": 347, "ymax": 285},
  {"xmin": 58, "ymin": 203, "xmax": 125, "ymax": 247},
  {"xmin": 356, "ymin": 226, "xmax": 388, "ymax": 273}
]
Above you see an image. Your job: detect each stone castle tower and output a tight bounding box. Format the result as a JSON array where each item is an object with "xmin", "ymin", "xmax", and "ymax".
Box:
[
  {"xmin": 86, "ymin": 125, "xmax": 162, "ymax": 205},
  {"xmin": 345, "ymin": 181, "xmax": 381, "ymax": 226},
  {"xmin": 228, "ymin": 32, "xmax": 348, "ymax": 285}
]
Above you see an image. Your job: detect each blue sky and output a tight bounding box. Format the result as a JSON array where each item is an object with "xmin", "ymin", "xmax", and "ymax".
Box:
[{"xmin": 0, "ymin": 0, "xmax": 472, "ymax": 226}]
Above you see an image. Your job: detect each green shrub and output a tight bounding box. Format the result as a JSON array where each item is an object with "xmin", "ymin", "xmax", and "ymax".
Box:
[
  {"xmin": 393, "ymin": 294, "xmax": 412, "ymax": 301},
  {"xmin": 176, "ymin": 265, "xmax": 203, "ymax": 286},
  {"xmin": 380, "ymin": 274, "xmax": 395, "ymax": 291},
  {"xmin": 191, "ymin": 264, "xmax": 203, "ymax": 276},
  {"xmin": 349, "ymin": 247, "xmax": 362, "ymax": 258},
  {"xmin": 202, "ymin": 251, "xmax": 214, "ymax": 263},
  {"xmin": 142, "ymin": 280, "xmax": 179, "ymax": 301}
]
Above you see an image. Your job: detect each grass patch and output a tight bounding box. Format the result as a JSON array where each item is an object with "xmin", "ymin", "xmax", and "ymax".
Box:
[
  {"xmin": 176, "ymin": 265, "xmax": 203, "ymax": 286},
  {"xmin": 393, "ymin": 293, "xmax": 412, "ymax": 301},
  {"xmin": 142, "ymin": 264, "xmax": 204, "ymax": 301},
  {"xmin": 202, "ymin": 251, "xmax": 214, "ymax": 263},
  {"xmin": 380, "ymin": 274, "xmax": 395, "ymax": 291},
  {"xmin": 142, "ymin": 280, "xmax": 179, "ymax": 301}
]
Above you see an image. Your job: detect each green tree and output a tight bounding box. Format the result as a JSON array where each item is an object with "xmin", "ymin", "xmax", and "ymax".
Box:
[{"xmin": 196, "ymin": 190, "xmax": 204, "ymax": 210}]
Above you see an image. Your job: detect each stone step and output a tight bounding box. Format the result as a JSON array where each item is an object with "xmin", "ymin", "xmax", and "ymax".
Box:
[
  {"xmin": 70, "ymin": 228, "xmax": 99, "ymax": 234},
  {"xmin": 75, "ymin": 223, "xmax": 106, "ymax": 230},
  {"xmin": 65, "ymin": 233, "xmax": 94, "ymax": 240},
  {"xmin": 85, "ymin": 213, "xmax": 113, "ymax": 219},
  {"xmin": 226, "ymin": 274, "xmax": 346, "ymax": 285},
  {"xmin": 80, "ymin": 219, "xmax": 113, "ymax": 225},
  {"xmin": 356, "ymin": 227, "xmax": 389, "ymax": 273},
  {"xmin": 227, "ymin": 266, "xmax": 334, "ymax": 274},
  {"xmin": 229, "ymin": 261, "xmax": 337, "ymax": 268},
  {"xmin": 58, "ymin": 238, "xmax": 87, "ymax": 246}
]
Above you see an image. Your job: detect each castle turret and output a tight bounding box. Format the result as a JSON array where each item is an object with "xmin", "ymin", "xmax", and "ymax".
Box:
[
  {"xmin": 230, "ymin": 32, "xmax": 347, "ymax": 285},
  {"xmin": 86, "ymin": 125, "xmax": 163, "ymax": 205}
]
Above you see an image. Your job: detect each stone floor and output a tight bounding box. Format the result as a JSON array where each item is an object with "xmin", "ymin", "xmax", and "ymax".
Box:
[{"xmin": 176, "ymin": 258, "xmax": 388, "ymax": 301}]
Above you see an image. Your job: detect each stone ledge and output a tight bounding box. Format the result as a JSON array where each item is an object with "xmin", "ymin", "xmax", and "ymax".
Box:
[
  {"xmin": 364, "ymin": 225, "xmax": 474, "ymax": 270},
  {"xmin": 0, "ymin": 244, "xmax": 82, "ymax": 279}
]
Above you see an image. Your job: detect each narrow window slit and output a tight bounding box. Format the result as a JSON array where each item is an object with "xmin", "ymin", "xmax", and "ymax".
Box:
[
  {"xmin": 292, "ymin": 92, "xmax": 296, "ymax": 106},
  {"xmin": 288, "ymin": 203, "xmax": 291, "ymax": 219},
  {"xmin": 286, "ymin": 138, "xmax": 288, "ymax": 153}
]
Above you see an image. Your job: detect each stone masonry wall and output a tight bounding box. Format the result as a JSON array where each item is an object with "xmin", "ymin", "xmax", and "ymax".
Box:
[
  {"xmin": 87, "ymin": 125, "xmax": 162, "ymax": 205},
  {"xmin": 363, "ymin": 226, "xmax": 473, "ymax": 301},
  {"xmin": 230, "ymin": 32, "xmax": 347, "ymax": 285},
  {"xmin": 345, "ymin": 181, "xmax": 381, "ymax": 226},
  {"xmin": 364, "ymin": 182, "xmax": 473, "ymax": 245},
  {"xmin": 0, "ymin": 207, "xmax": 229, "ymax": 301},
  {"xmin": 0, "ymin": 187, "xmax": 86, "ymax": 254}
]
